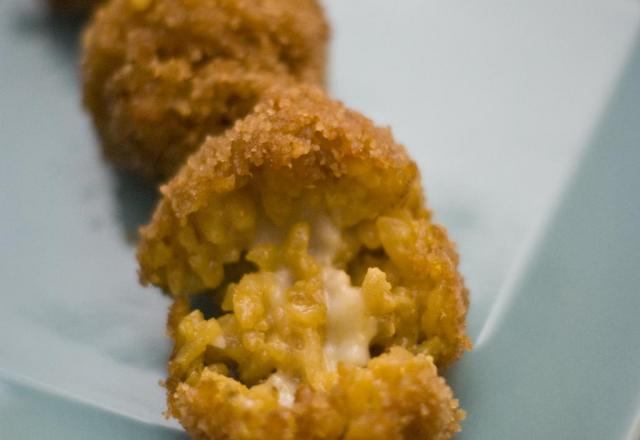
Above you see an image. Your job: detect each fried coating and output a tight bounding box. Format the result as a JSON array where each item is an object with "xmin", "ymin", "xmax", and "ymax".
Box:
[
  {"xmin": 81, "ymin": 0, "xmax": 329, "ymax": 181},
  {"xmin": 138, "ymin": 84, "xmax": 470, "ymax": 439}
]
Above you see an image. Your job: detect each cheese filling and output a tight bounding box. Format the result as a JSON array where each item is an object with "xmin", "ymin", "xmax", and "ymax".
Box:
[
  {"xmin": 267, "ymin": 372, "xmax": 298, "ymax": 408},
  {"xmin": 311, "ymin": 216, "xmax": 375, "ymax": 370},
  {"xmin": 323, "ymin": 267, "xmax": 376, "ymax": 370},
  {"xmin": 255, "ymin": 215, "xmax": 377, "ymax": 403},
  {"xmin": 269, "ymin": 269, "xmax": 293, "ymax": 310},
  {"xmin": 310, "ymin": 216, "xmax": 343, "ymax": 265}
]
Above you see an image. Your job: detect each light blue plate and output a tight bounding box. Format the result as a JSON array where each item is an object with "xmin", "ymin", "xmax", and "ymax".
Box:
[{"xmin": 1, "ymin": 1, "xmax": 639, "ymax": 438}]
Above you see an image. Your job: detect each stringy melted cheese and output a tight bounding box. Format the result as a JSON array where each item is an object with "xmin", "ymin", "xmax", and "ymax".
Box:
[
  {"xmin": 224, "ymin": 215, "xmax": 377, "ymax": 406},
  {"xmin": 323, "ymin": 267, "xmax": 376, "ymax": 370},
  {"xmin": 311, "ymin": 217, "xmax": 375, "ymax": 370},
  {"xmin": 267, "ymin": 372, "xmax": 298, "ymax": 408}
]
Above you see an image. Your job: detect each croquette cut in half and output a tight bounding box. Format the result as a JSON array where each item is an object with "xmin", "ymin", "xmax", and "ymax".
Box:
[
  {"xmin": 82, "ymin": 0, "xmax": 329, "ymax": 181},
  {"xmin": 138, "ymin": 85, "xmax": 470, "ymax": 440}
]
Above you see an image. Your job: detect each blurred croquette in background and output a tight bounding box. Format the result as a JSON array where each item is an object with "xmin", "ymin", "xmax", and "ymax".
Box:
[{"xmin": 81, "ymin": 0, "xmax": 329, "ymax": 181}]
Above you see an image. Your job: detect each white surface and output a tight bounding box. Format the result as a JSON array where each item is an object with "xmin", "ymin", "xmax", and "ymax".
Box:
[
  {"xmin": 451, "ymin": 36, "xmax": 640, "ymax": 437},
  {"xmin": 0, "ymin": 0, "xmax": 639, "ymax": 437}
]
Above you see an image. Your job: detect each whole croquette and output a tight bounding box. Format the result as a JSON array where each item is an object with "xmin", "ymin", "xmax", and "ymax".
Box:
[
  {"xmin": 138, "ymin": 84, "xmax": 470, "ymax": 439},
  {"xmin": 81, "ymin": 0, "xmax": 329, "ymax": 181}
]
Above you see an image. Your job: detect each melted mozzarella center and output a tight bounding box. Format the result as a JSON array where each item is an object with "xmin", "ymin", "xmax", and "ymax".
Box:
[
  {"xmin": 269, "ymin": 269, "xmax": 293, "ymax": 310},
  {"xmin": 310, "ymin": 216, "xmax": 343, "ymax": 265},
  {"xmin": 323, "ymin": 267, "xmax": 376, "ymax": 370},
  {"xmin": 312, "ymin": 216, "xmax": 375, "ymax": 370},
  {"xmin": 259, "ymin": 215, "xmax": 375, "ymax": 399},
  {"xmin": 267, "ymin": 372, "xmax": 298, "ymax": 408}
]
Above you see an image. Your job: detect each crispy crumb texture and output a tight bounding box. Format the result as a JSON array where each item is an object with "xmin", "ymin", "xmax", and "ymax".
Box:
[
  {"xmin": 138, "ymin": 85, "xmax": 470, "ymax": 439},
  {"xmin": 81, "ymin": 0, "xmax": 329, "ymax": 181}
]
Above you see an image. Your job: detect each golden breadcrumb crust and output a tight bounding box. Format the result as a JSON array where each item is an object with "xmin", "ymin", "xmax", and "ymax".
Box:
[
  {"xmin": 81, "ymin": 0, "xmax": 329, "ymax": 181},
  {"xmin": 138, "ymin": 84, "xmax": 470, "ymax": 439}
]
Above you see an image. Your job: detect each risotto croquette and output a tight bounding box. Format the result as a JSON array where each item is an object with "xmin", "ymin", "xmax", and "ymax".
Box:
[
  {"xmin": 138, "ymin": 85, "xmax": 470, "ymax": 439},
  {"xmin": 81, "ymin": 0, "xmax": 329, "ymax": 181}
]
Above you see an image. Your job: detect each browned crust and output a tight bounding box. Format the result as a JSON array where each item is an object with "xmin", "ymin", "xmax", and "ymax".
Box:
[{"xmin": 160, "ymin": 84, "xmax": 416, "ymax": 219}]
